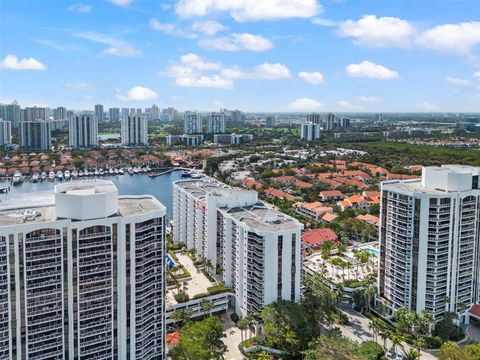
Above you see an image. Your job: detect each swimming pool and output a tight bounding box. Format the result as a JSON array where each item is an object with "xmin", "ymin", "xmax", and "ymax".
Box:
[
  {"xmin": 364, "ymin": 247, "xmax": 379, "ymax": 257},
  {"xmin": 166, "ymin": 254, "xmax": 175, "ymax": 267}
]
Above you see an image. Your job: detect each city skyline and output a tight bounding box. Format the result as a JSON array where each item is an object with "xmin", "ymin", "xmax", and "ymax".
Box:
[{"xmin": 1, "ymin": 1, "xmax": 480, "ymax": 112}]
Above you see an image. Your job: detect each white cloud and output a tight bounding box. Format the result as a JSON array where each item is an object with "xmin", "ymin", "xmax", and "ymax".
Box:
[
  {"xmin": 338, "ymin": 15, "xmax": 415, "ymax": 47},
  {"xmin": 298, "ymin": 71, "xmax": 325, "ymax": 84},
  {"xmin": 109, "ymin": 0, "xmax": 132, "ymax": 6},
  {"xmin": 312, "ymin": 18, "xmax": 336, "ymax": 27},
  {"xmin": 117, "ymin": 86, "xmax": 158, "ymax": 101},
  {"xmin": 199, "ymin": 33, "xmax": 273, "ymax": 51},
  {"xmin": 254, "ymin": 63, "xmax": 290, "ymax": 79},
  {"xmin": 287, "ymin": 98, "xmax": 323, "ymax": 111},
  {"xmin": 149, "ymin": 18, "xmax": 197, "ymax": 39},
  {"xmin": 180, "ymin": 53, "xmax": 221, "ymax": 70},
  {"xmin": 0, "ymin": 54, "xmax": 46, "ymax": 70},
  {"xmin": 415, "ymin": 102, "xmax": 440, "ymax": 112},
  {"xmin": 175, "ymin": 75, "xmax": 234, "ymax": 89},
  {"xmin": 416, "ymin": 22, "xmax": 480, "ymax": 54},
  {"xmin": 69, "ymin": 2, "xmax": 91, "ymax": 12},
  {"xmin": 475, "ymin": 71, "xmax": 480, "ymax": 80},
  {"xmin": 445, "ymin": 76, "xmax": 471, "ymax": 86},
  {"xmin": 74, "ymin": 31, "xmax": 141, "ymax": 57},
  {"xmin": 220, "ymin": 66, "xmax": 247, "ymax": 79},
  {"xmin": 358, "ymin": 96, "xmax": 379, "ymax": 103},
  {"xmin": 192, "ymin": 20, "xmax": 226, "ymax": 35},
  {"xmin": 345, "ymin": 61, "xmax": 399, "ymax": 79},
  {"xmin": 175, "ymin": 0, "xmax": 321, "ymax": 22}
]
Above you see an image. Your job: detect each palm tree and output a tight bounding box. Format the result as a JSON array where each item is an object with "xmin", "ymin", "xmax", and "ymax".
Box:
[
  {"xmin": 379, "ymin": 329, "xmax": 392, "ymax": 350},
  {"xmin": 391, "ymin": 333, "xmax": 405, "ymax": 354},
  {"xmin": 404, "ymin": 349, "xmax": 420, "ymax": 360},
  {"xmin": 238, "ymin": 318, "xmax": 249, "ymax": 343},
  {"xmin": 201, "ymin": 300, "xmax": 214, "ymax": 317},
  {"xmin": 364, "ymin": 284, "xmax": 377, "ymax": 313},
  {"xmin": 413, "ymin": 337, "xmax": 426, "ymax": 359}
]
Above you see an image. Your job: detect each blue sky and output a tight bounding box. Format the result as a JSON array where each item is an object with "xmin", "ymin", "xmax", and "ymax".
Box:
[{"xmin": 1, "ymin": 0, "xmax": 479, "ymax": 112}]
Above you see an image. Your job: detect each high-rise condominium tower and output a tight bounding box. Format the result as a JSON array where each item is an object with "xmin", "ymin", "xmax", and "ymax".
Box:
[
  {"xmin": 95, "ymin": 104, "xmax": 104, "ymax": 122},
  {"xmin": 173, "ymin": 179, "xmax": 303, "ymax": 317},
  {"xmin": 379, "ymin": 165, "xmax": 480, "ymax": 322},
  {"xmin": 207, "ymin": 113, "xmax": 226, "ymax": 134},
  {"xmin": 0, "ymin": 120, "xmax": 12, "ymax": 146},
  {"xmin": 325, "ymin": 113, "xmax": 335, "ymax": 131},
  {"xmin": 300, "ymin": 122, "xmax": 320, "ymax": 141},
  {"xmin": 0, "ymin": 101, "xmax": 21, "ymax": 129},
  {"xmin": 306, "ymin": 113, "xmax": 321, "ymax": 125},
  {"xmin": 69, "ymin": 114, "xmax": 98, "ymax": 148},
  {"xmin": 183, "ymin": 111, "xmax": 202, "ymax": 134},
  {"xmin": 0, "ymin": 180, "xmax": 166, "ymax": 359},
  {"xmin": 109, "ymin": 108, "xmax": 120, "ymax": 122},
  {"xmin": 19, "ymin": 119, "xmax": 51, "ymax": 150},
  {"xmin": 121, "ymin": 115, "xmax": 148, "ymax": 146}
]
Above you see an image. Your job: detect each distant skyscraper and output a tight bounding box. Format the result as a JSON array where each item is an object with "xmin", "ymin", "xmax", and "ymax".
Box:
[
  {"xmin": 23, "ymin": 106, "xmax": 47, "ymax": 122},
  {"xmin": 0, "ymin": 180, "xmax": 166, "ymax": 359},
  {"xmin": 0, "ymin": 101, "xmax": 21, "ymax": 129},
  {"xmin": 53, "ymin": 106, "xmax": 67, "ymax": 120},
  {"xmin": 0, "ymin": 119, "xmax": 12, "ymax": 146},
  {"xmin": 300, "ymin": 122, "xmax": 320, "ymax": 141},
  {"xmin": 19, "ymin": 119, "xmax": 51, "ymax": 150},
  {"xmin": 184, "ymin": 111, "xmax": 203, "ymax": 134},
  {"xmin": 136, "ymin": 108, "xmax": 142, "ymax": 115},
  {"xmin": 109, "ymin": 107, "xmax": 120, "ymax": 122},
  {"xmin": 379, "ymin": 165, "xmax": 480, "ymax": 323},
  {"xmin": 69, "ymin": 114, "xmax": 98, "ymax": 148},
  {"xmin": 130, "ymin": 108, "xmax": 136, "ymax": 115},
  {"xmin": 207, "ymin": 113, "xmax": 226, "ymax": 134},
  {"xmin": 121, "ymin": 115, "xmax": 148, "ymax": 146},
  {"xmin": 150, "ymin": 104, "xmax": 159, "ymax": 120},
  {"xmin": 265, "ymin": 115, "xmax": 276, "ymax": 128},
  {"xmin": 337, "ymin": 117, "xmax": 350, "ymax": 128},
  {"xmin": 94, "ymin": 104, "xmax": 104, "ymax": 122},
  {"xmin": 231, "ymin": 109, "xmax": 242, "ymax": 123},
  {"xmin": 306, "ymin": 113, "xmax": 322, "ymax": 125},
  {"xmin": 376, "ymin": 113, "xmax": 384, "ymax": 122},
  {"xmin": 121, "ymin": 108, "xmax": 130, "ymax": 118},
  {"xmin": 326, "ymin": 113, "xmax": 335, "ymax": 131}
]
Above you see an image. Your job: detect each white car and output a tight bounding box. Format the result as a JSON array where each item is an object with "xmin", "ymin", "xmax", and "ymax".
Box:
[
  {"xmin": 395, "ymin": 352, "xmax": 404, "ymax": 360},
  {"xmin": 386, "ymin": 349, "xmax": 395, "ymax": 359}
]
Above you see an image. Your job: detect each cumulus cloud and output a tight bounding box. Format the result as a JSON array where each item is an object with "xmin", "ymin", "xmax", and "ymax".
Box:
[
  {"xmin": 199, "ymin": 33, "xmax": 273, "ymax": 51},
  {"xmin": 287, "ymin": 98, "xmax": 323, "ymax": 111},
  {"xmin": 312, "ymin": 18, "xmax": 336, "ymax": 27},
  {"xmin": 445, "ymin": 76, "xmax": 471, "ymax": 86},
  {"xmin": 64, "ymin": 82, "xmax": 100, "ymax": 89},
  {"xmin": 74, "ymin": 31, "xmax": 141, "ymax": 57},
  {"xmin": 69, "ymin": 2, "xmax": 91, "ymax": 12},
  {"xmin": 117, "ymin": 86, "xmax": 158, "ymax": 101},
  {"xmin": 149, "ymin": 18, "xmax": 197, "ymax": 39},
  {"xmin": 416, "ymin": 22, "xmax": 480, "ymax": 54},
  {"xmin": 298, "ymin": 71, "xmax": 325, "ymax": 84},
  {"xmin": 109, "ymin": 0, "xmax": 133, "ymax": 6},
  {"xmin": 415, "ymin": 102, "xmax": 440, "ymax": 112},
  {"xmin": 338, "ymin": 100, "xmax": 359, "ymax": 109},
  {"xmin": 358, "ymin": 96, "xmax": 380, "ymax": 103},
  {"xmin": 345, "ymin": 61, "xmax": 399, "ymax": 79},
  {"xmin": 254, "ymin": 63, "xmax": 290, "ymax": 79},
  {"xmin": 161, "ymin": 53, "xmax": 290, "ymax": 89},
  {"xmin": 175, "ymin": 0, "xmax": 321, "ymax": 22},
  {"xmin": 0, "ymin": 54, "xmax": 46, "ymax": 70},
  {"xmin": 192, "ymin": 20, "xmax": 227, "ymax": 35},
  {"xmin": 338, "ymin": 15, "xmax": 415, "ymax": 47},
  {"xmin": 475, "ymin": 71, "xmax": 480, "ymax": 80}
]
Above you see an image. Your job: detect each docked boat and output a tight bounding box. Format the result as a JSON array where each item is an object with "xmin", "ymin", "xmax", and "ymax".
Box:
[
  {"xmin": 190, "ymin": 173, "xmax": 202, "ymax": 179},
  {"xmin": 149, "ymin": 172, "xmax": 159, "ymax": 178},
  {"xmin": 31, "ymin": 173, "xmax": 40, "ymax": 182},
  {"xmin": 142, "ymin": 167, "xmax": 148, "ymax": 173},
  {"xmin": 119, "ymin": 168, "xmax": 125, "ymax": 175},
  {"xmin": 56, "ymin": 171, "xmax": 63, "ymax": 180},
  {"xmin": 109, "ymin": 168, "xmax": 114, "ymax": 175},
  {"xmin": 99, "ymin": 169, "xmax": 105, "ymax": 176},
  {"xmin": 94, "ymin": 169, "xmax": 99, "ymax": 176},
  {"xmin": 181, "ymin": 170, "xmax": 192, "ymax": 178},
  {"xmin": 48, "ymin": 171, "xmax": 55, "ymax": 180},
  {"xmin": 12, "ymin": 172, "xmax": 23, "ymax": 185},
  {"xmin": 72, "ymin": 170, "xmax": 78, "ymax": 178},
  {"xmin": 40, "ymin": 172, "xmax": 47, "ymax": 181},
  {"xmin": 146, "ymin": 166, "xmax": 151, "ymax": 172},
  {"xmin": 114, "ymin": 168, "xmax": 119, "ymax": 174},
  {"xmin": 79, "ymin": 170, "xmax": 84, "ymax": 177},
  {"xmin": 64, "ymin": 170, "xmax": 71, "ymax": 180},
  {"xmin": 128, "ymin": 167, "xmax": 134, "ymax": 175},
  {"xmin": 133, "ymin": 167, "xmax": 139, "ymax": 174}
]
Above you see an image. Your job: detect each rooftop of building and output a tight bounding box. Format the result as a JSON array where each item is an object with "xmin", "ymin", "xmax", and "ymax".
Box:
[
  {"xmin": 224, "ymin": 203, "xmax": 301, "ymax": 232},
  {"xmin": 175, "ymin": 179, "xmax": 255, "ymax": 199}
]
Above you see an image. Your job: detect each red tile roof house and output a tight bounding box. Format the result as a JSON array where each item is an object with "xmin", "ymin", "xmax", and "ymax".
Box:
[
  {"xmin": 241, "ymin": 178, "xmax": 262, "ymax": 190},
  {"xmin": 264, "ymin": 187, "xmax": 295, "ymax": 201},
  {"xmin": 320, "ymin": 190, "xmax": 345, "ymax": 202},
  {"xmin": 271, "ymin": 175, "xmax": 296, "ymax": 184},
  {"xmin": 302, "ymin": 228, "xmax": 339, "ymax": 252},
  {"xmin": 294, "ymin": 202, "xmax": 335, "ymax": 221}
]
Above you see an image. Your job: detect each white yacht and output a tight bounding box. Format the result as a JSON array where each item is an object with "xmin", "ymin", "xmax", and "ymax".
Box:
[
  {"xmin": 72, "ymin": 170, "xmax": 78, "ymax": 178},
  {"xmin": 94, "ymin": 169, "xmax": 99, "ymax": 176},
  {"xmin": 109, "ymin": 168, "xmax": 114, "ymax": 175},
  {"xmin": 114, "ymin": 168, "xmax": 119, "ymax": 174},
  {"xmin": 31, "ymin": 173, "xmax": 39, "ymax": 182},
  {"xmin": 40, "ymin": 172, "xmax": 47, "ymax": 181},
  {"xmin": 99, "ymin": 169, "xmax": 104, "ymax": 176},
  {"xmin": 79, "ymin": 170, "xmax": 84, "ymax": 177},
  {"xmin": 56, "ymin": 171, "xmax": 63, "ymax": 180},
  {"xmin": 48, "ymin": 171, "xmax": 55, "ymax": 180},
  {"xmin": 12, "ymin": 172, "xmax": 23, "ymax": 185},
  {"xmin": 119, "ymin": 168, "xmax": 125, "ymax": 175},
  {"xmin": 64, "ymin": 170, "xmax": 71, "ymax": 180},
  {"xmin": 133, "ymin": 167, "xmax": 139, "ymax": 174}
]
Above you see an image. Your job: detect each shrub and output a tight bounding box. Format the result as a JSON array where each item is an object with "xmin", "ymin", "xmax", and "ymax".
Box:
[
  {"xmin": 174, "ymin": 291, "xmax": 190, "ymax": 303},
  {"xmin": 207, "ymin": 284, "xmax": 233, "ymax": 295}
]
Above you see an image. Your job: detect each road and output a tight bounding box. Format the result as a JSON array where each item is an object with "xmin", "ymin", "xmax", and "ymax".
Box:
[{"xmin": 337, "ymin": 309, "xmax": 439, "ymax": 360}]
